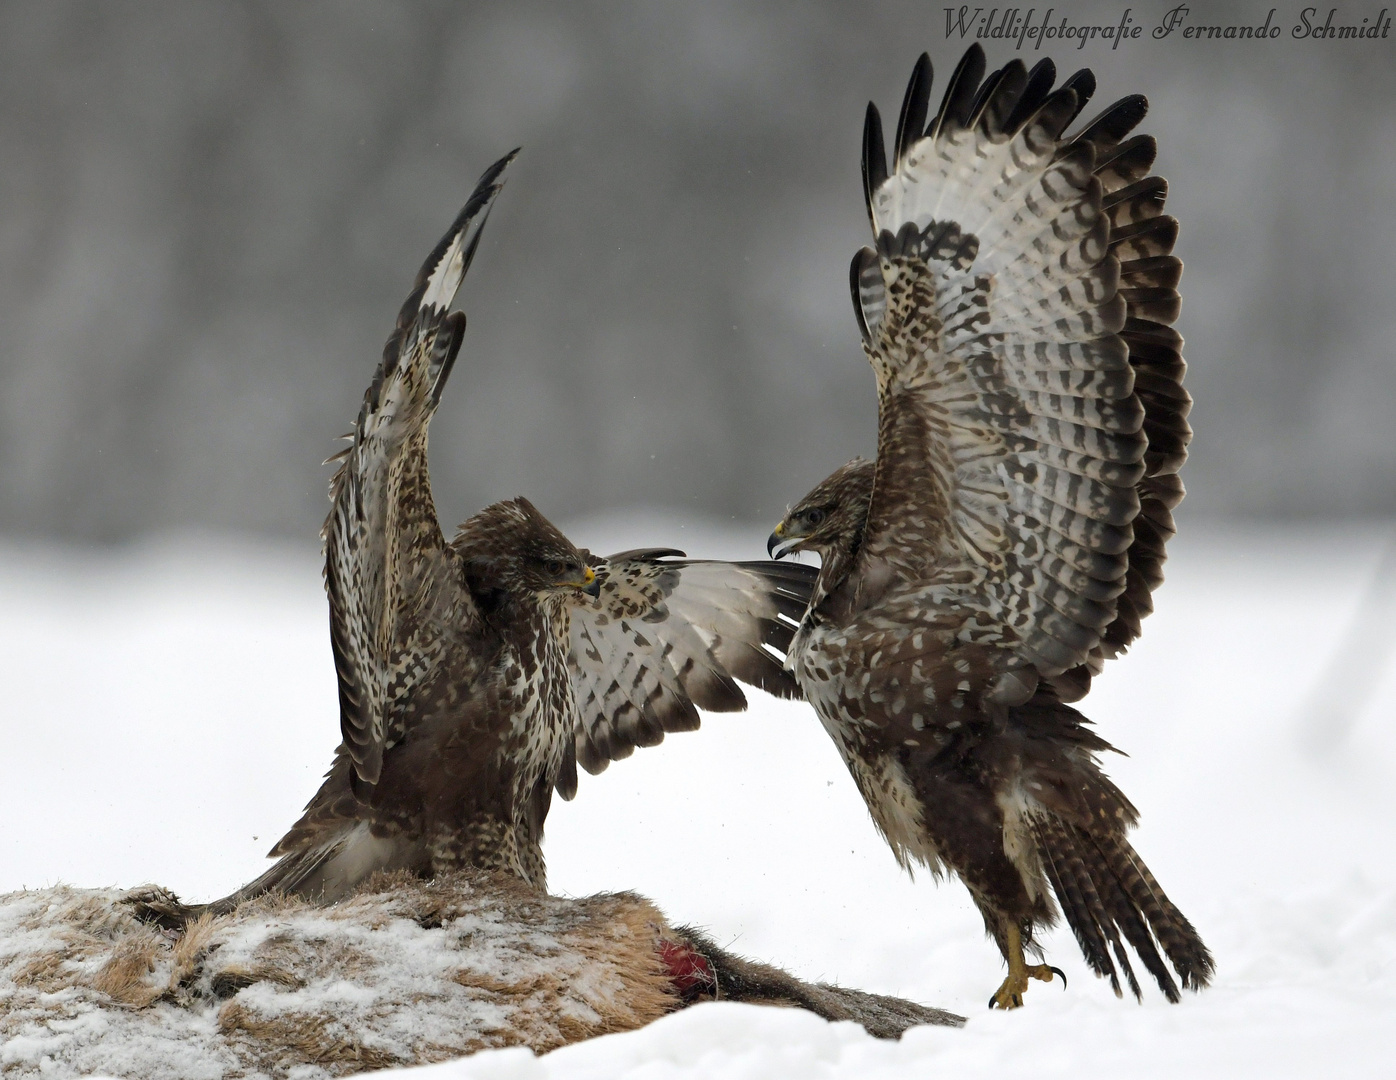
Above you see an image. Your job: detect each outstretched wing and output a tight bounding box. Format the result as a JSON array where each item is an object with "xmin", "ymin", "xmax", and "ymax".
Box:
[
  {"xmin": 324, "ymin": 152, "xmax": 516, "ymax": 786},
  {"xmin": 851, "ymin": 47, "xmax": 1188, "ymax": 692},
  {"xmin": 559, "ymin": 551, "xmax": 815, "ymax": 798}
]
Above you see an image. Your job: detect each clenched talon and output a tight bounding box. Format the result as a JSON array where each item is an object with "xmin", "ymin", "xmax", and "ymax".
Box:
[
  {"xmin": 121, "ymin": 885, "xmax": 200, "ymax": 932},
  {"xmin": 989, "ymin": 925, "xmax": 1065, "ymax": 1009}
]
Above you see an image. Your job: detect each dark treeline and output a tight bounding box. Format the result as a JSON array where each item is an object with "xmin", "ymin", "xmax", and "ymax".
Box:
[{"xmin": 1, "ymin": 1, "xmax": 1392, "ymax": 543}]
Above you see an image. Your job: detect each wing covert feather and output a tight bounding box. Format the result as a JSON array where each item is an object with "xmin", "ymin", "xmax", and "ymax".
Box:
[{"xmin": 561, "ymin": 553, "xmax": 815, "ymax": 797}]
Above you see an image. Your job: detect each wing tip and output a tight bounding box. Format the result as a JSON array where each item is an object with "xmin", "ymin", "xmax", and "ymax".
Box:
[
  {"xmin": 893, "ymin": 52, "xmax": 933, "ymax": 168},
  {"xmin": 413, "ymin": 149, "xmax": 519, "ymax": 316},
  {"xmin": 862, "ymin": 100, "xmax": 888, "ymax": 226}
]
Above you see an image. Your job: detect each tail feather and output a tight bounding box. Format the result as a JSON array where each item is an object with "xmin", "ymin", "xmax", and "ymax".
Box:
[
  {"xmin": 1100, "ymin": 833, "xmax": 1215, "ymax": 991},
  {"xmin": 1035, "ymin": 818, "xmax": 1121, "ymax": 997},
  {"xmin": 1035, "ymin": 816, "xmax": 1211, "ymax": 1002},
  {"xmin": 1064, "ymin": 828, "xmax": 1142, "ymax": 999},
  {"xmin": 1109, "ymin": 936, "xmax": 1143, "ymax": 1001},
  {"xmin": 217, "ymin": 843, "xmax": 344, "ymax": 911},
  {"xmin": 122, "ymin": 846, "xmax": 340, "ymax": 930},
  {"xmin": 1079, "ymin": 832, "xmax": 1177, "ymax": 1002},
  {"xmin": 1035, "ymin": 816, "xmax": 1136, "ymax": 997},
  {"xmin": 141, "ymin": 823, "xmax": 424, "ymax": 931}
]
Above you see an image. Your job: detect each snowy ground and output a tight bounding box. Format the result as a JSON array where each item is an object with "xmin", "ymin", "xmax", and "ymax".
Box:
[{"xmin": 3, "ymin": 516, "xmax": 1393, "ymax": 1078}]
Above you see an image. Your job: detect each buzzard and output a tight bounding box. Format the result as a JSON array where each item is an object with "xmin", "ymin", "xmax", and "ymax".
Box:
[
  {"xmin": 767, "ymin": 46, "xmax": 1213, "ymax": 1008},
  {"xmin": 200, "ymin": 153, "xmax": 812, "ymax": 913}
]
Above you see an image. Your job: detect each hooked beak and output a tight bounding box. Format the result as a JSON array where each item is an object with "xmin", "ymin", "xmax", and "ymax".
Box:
[
  {"xmin": 577, "ymin": 565, "xmax": 601, "ymax": 598},
  {"xmin": 767, "ymin": 522, "xmax": 801, "ymax": 561}
]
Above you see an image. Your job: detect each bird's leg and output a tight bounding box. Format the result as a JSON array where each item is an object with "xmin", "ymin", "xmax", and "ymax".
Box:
[{"xmin": 989, "ymin": 923, "xmax": 1066, "ymax": 1009}]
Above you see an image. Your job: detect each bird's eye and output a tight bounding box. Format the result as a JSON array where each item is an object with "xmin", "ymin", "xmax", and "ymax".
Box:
[
  {"xmin": 806, "ymin": 508, "xmax": 826, "ymax": 526},
  {"xmin": 544, "ymin": 560, "xmax": 566, "ymax": 577}
]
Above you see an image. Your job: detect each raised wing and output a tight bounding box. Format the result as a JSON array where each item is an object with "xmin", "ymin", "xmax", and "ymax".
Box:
[
  {"xmin": 851, "ymin": 47, "xmax": 1188, "ymax": 693},
  {"xmin": 324, "ymin": 151, "xmax": 516, "ymax": 786},
  {"xmin": 559, "ymin": 551, "xmax": 815, "ymax": 798}
]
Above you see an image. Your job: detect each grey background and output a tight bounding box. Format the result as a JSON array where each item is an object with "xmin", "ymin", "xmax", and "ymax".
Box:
[{"xmin": 2, "ymin": 1, "xmax": 1393, "ymax": 545}]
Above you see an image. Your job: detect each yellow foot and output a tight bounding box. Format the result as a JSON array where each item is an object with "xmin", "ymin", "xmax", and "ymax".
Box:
[
  {"xmin": 988, "ymin": 923, "xmax": 1067, "ymax": 1009},
  {"xmin": 989, "ymin": 963, "xmax": 1066, "ymax": 1009}
]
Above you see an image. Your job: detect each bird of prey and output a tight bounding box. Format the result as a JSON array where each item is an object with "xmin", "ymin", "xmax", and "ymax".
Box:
[
  {"xmin": 767, "ymin": 46, "xmax": 1213, "ymax": 1008},
  {"xmin": 202, "ymin": 153, "xmax": 812, "ymax": 913}
]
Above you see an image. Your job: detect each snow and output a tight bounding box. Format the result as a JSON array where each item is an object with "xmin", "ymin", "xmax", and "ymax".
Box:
[
  {"xmin": 2, "ymin": 517, "xmax": 1394, "ymax": 1078},
  {"xmin": 0, "ymin": 874, "xmax": 689, "ymax": 1076}
]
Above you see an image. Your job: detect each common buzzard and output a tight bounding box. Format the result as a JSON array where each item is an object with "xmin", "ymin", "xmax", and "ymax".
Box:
[
  {"xmin": 204, "ymin": 153, "xmax": 812, "ymax": 913},
  {"xmin": 768, "ymin": 46, "xmax": 1213, "ymax": 1008}
]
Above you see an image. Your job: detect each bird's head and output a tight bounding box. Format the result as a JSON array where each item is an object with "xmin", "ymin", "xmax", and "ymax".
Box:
[
  {"xmin": 768, "ymin": 457, "xmax": 876, "ymax": 562},
  {"xmin": 457, "ymin": 498, "xmax": 599, "ymax": 614}
]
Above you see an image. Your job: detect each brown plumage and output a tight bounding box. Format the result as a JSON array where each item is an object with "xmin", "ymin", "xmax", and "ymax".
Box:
[
  {"xmin": 768, "ymin": 46, "xmax": 1211, "ymax": 1007},
  {"xmin": 179, "ymin": 153, "xmax": 813, "ymax": 918}
]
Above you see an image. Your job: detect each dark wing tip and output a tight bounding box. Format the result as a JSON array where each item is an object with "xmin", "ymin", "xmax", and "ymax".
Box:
[
  {"xmin": 850, "ymin": 248, "xmax": 872, "ymax": 345},
  {"xmin": 1075, "ymin": 94, "xmax": 1150, "ymax": 149},
  {"xmin": 893, "ymin": 52, "xmax": 933, "ymax": 168},
  {"xmin": 1060, "ymin": 68, "xmax": 1098, "ymax": 127},
  {"xmin": 930, "ymin": 43, "xmax": 987, "ymax": 143},
  {"xmin": 603, "ymin": 547, "xmax": 687, "ymax": 563},
  {"xmin": 1004, "ymin": 58, "xmax": 1058, "ymax": 136},
  {"xmin": 733, "ymin": 558, "xmax": 818, "ymax": 586},
  {"xmin": 967, "ymin": 59, "xmax": 1026, "ymax": 137},
  {"xmin": 862, "ymin": 101, "xmax": 889, "ymax": 227},
  {"xmin": 398, "ymin": 149, "xmax": 519, "ymax": 319}
]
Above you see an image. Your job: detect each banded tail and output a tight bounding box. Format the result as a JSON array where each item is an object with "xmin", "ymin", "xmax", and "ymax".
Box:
[{"xmin": 1034, "ymin": 816, "xmax": 1214, "ymax": 1001}]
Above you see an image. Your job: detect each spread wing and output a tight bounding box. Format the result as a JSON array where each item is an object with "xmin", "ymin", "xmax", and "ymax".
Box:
[
  {"xmin": 558, "ymin": 551, "xmax": 815, "ymax": 798},
  {"xmin": 323, "ymin": 152, "xmax": 516, "ymax": 786},
  {"xmin": 850, "ymin": 47, "xmax": 1189, "ymax": 695}
]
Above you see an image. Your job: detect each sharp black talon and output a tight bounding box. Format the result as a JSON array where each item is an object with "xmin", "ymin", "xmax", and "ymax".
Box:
[
  {"xmin": 1050, "ymin": 966, "xmax": 1067, "ymax": 990},
  {"xmin": 988, "ymin": 993, "xmax": 997, "ymax": 1009}
]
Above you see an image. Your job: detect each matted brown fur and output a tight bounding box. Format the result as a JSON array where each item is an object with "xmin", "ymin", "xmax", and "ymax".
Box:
[
  {"xmin": 0, "ymin": 871, "xmax": 680, "ymax": 1078},
  {"xmin": 0, "ymin": 871, "xmax": 959, "ymax": 1079}
]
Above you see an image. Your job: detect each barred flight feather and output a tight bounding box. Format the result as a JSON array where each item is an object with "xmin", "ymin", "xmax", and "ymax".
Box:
[
  {"xmin": 780, "ymin": 46, "xmax": 1206, "ymax": 1006},
  {"xmin": 564, "ymin": 555, "xmax": 816, "ymax": 791},
  {"xmin": 324, "ymin": 153, "xmax": 515, "ymax": 787},
  {"xmin": 217, "ymin": 152, "xmax": 822, "ymax": 909}
]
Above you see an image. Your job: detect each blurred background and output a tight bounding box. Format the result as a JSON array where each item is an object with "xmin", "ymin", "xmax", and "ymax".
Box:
[
  {"xmin": 2, "ymin": 7, "xmax": 1394, "ymax": 1053},
  {"xmin": 1, "ymin": 0, "xmax": 1393, "ymax": 547}
]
